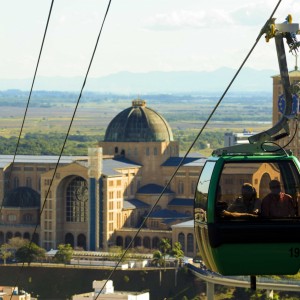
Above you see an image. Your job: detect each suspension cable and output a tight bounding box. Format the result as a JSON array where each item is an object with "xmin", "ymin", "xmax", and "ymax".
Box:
[
  {"xmin": 9, "ymin": 0, "xmax": 112, "ymax": 297},
  {"xmin": 95, "ymin": 0, "xmax": 283, "ymax": 297},
  {"xmin": 0, "ymin": 0, "xmax": 55, "ymax": 216},
  {"xmin": 7, "ymin": 2, "xmax": 55, "ymax": 297}
]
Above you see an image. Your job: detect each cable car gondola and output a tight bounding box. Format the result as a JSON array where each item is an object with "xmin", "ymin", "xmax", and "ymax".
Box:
[{"xmin": 194, "ymin": 17, "xmax": 300, "ymax": 276}]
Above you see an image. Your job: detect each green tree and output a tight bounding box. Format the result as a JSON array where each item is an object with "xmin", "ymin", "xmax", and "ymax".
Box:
[
  {"xmin": 171, "ymin": 242, "xmax": 184, "ymax": 266},
  {"xmin": 7, "ymin": 237, "xmax": 28, "ymax": 261},
  {"xmin": 15, "ymin": 242, "xmax": 45, "ymax": 266},
  {"xmin": 151, "ymin": 250, "xmax": 164, "ymax": 267},
  {"xmin": 8, "ymin": 237, "xmax": 27, "ymax": 250},
  {"xmin": 54, "ymin": 244, "xmax": 73, "ymax": 263},
  {"xmin": 0, "ymin": 243, "xmax": 12, "ymax": 264},
  {"xmin": 159, "ymin": 238, "xmax": 171, "ymax": 268}
]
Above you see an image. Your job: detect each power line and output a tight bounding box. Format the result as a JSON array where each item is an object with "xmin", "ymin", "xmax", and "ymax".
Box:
[
  {"xmin": 0, "ymin": 0, "xmax": 55, "ymax": 216},
  {"xmin": 7, "ymin": 2, "xmax": 55, "ymax": 297},
  {"xmin": 95, "ymin": 0, "xmax": 282, "ymax": 297},
  {"xmin": 8, "ymin": 0, "xmax": 113, "ymax": 297}
]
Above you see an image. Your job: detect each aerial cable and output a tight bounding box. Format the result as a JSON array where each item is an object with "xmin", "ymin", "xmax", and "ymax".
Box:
[
  {"xmin": 9, "ymin": 0, "xmax": 112, "ymax": 297},
  {"xmin": 0, "ymin": 0, "xmax": 55, "ymax": 217},
  {"xmin": 96, "ymin": 0, "xmax": 283, "ymax": 296},
  {"xmin": 7, "ymin": 1, "xmax": 55, "ymax": 298}
]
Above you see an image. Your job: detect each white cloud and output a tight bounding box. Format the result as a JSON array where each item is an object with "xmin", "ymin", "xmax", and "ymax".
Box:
[{"xmin": 143, "ymin": 9, "xmax": 235, "ymax": 31}]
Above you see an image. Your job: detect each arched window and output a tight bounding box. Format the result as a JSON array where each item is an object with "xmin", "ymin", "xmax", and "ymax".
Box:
[
  {"xmin": 65, "ymin": 233, "xmax": 75, "ymax": 247},
  {"xmin": 0, "ymin": 232, "xmax": 4, "ymax": 244},
  {"xmin": 178, "ymin": 232, "xmax": 185, "ymax": 252},
  {"xmin": 125, "ymin": 236, "xmax": 132, "ymax": 248},
  {"xmin": 32, "ymin": 233, "xmax": 39, "ymax": 244},
  {"xmin": 152, "ymin": 237, "xmax": 160, "ymax": 249},
  {"xmin": 23, "ymin": 232, "xmax": 30, "ymax": 241},
  {"xmin": 66, "ymin": 177, "xmax": 87, "ymax": 222},
  {"xmin": 134, "ymin": 236, "xmax": 142, "ymax": 247},
  {"xmin": 143, "ymin": 236, "xmax": 151, "ymax": 248},
  {"xmin": 77, "ymin": 234, "xmax": 86, "ymax": 250},
  {"xmin": 187, "ymin": 233, "xmax": 194, "ymax": 253},
  {"xmin": 6, "ymin": 232, "xmax": 13, "ymax": 242},
  {"xmin": 116, "ymin": 236, "xmax": 123, "ymax": 247}
]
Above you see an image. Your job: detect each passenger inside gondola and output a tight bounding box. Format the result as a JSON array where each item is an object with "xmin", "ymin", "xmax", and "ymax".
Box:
[
  {"xmin": 221, "ymin": 183, "xmax": 261, "ymax": 219},
  {"xmin": 261, "ymin": 179, "xmax": 296, "ymax": 218}
]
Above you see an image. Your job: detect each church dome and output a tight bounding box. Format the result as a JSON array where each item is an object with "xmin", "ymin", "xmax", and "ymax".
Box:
[
  {"xmin": 104, "ymin": 99, "xmax": 174, "ymax": 142},
  {"xmin": 3, "ymin": 187, "xmax": 40, "ymax": 208}
]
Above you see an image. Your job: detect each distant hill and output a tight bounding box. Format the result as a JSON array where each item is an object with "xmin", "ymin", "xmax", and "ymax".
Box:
[{"xmin": 0, "ymin": 67, "xmax": 277, "ymax": 93}]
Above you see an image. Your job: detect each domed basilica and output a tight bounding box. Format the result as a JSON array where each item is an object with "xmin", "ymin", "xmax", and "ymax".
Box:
[{"xmin": 0, "ymin": 99, "xmax": 205, "ymax": 257}]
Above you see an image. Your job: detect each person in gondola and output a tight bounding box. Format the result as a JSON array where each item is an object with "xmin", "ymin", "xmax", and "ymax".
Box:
[
  {"xmin": 261, "ymin": 179, "xmax": 296, "ymax": 218},
  {"xmin": 221, "ymin": 183, "xmax": 261, "ymax": 219}
]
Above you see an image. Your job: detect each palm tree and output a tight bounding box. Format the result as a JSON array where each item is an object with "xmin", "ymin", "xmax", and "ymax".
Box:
[
  {"xmin": 171, "ymin": 242, "xmax": 184, "ymax": 267},
  {"xmin": 159, "ymin": 238, "xmax": 171, "ymax": 268},
  {"xmin": 151, "ymin": 250, "xmax": 164, "ymax": 267}
]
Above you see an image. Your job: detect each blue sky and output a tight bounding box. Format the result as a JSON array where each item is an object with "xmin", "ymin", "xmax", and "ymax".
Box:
[{"xmin": 1, "ymin": 0, "xmax": 300, "ymax": 79}]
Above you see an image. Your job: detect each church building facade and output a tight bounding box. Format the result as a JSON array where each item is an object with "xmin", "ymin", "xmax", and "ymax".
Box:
[{"xmin": 0, "ymin": 99, "xmax": 205, "ymax": 258}]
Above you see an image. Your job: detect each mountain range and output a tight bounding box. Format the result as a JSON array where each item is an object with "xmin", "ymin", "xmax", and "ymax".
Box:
[{"xmin": 0, "ymin": 67, "xmax": 278, "ymax": 93}]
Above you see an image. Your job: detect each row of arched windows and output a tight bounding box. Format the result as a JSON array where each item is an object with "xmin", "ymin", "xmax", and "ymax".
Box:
[
  {"xmin": 65, "ymin": 232, "xmax": 87, "ymax": 250},
  {"xmin": 178, "ymin": 232, "xmax": 194, "ymax": 253},
  {"xmin": 116, "ymin": 233, "xmax": 194, "ymax": 254},
  {"xmin": 0, "ymin": 231, "xmax": 39, "ymax": 244},
  {"xmin": 116, "ymin": 236, "xmax": 170, "ymax": 249}
]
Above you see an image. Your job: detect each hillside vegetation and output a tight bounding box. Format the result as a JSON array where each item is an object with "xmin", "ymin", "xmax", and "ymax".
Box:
[{"xmin": 0, "ymin": 90, "xmax": 272, "ymax": 156}]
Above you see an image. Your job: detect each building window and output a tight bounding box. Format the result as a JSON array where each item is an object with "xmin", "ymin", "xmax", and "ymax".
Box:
[
  {"xmin": 24, "ymin": 167, "xmax": 34, "ymax": 171},
  {"xmin": 66, "ymin": 176, "xmax": 88, "ymax": 223},
  {"xmin": 109, "ymin": 212, "xmax": 113, "ymax": 221},
  {"xmin": 26, "ymin": 177, "xmax": 32, "ymax": 188},
  {"xmin": 117, "ymin": 190, "xmax": 122, "ymax": 198},
  {"xmin": 109, "ymin": 201, "xmax": 113, "ymax": 210},
  {"xmin": 109, "ymin": 191, "xmax": 114, "ymax": 199},
  {"xmin": 8, "ymin": 214, "xmax": 16, "ymax": 222},
  {"xmin": 178, "ymin": 233, "xmax": 185, "ymax": 252},
  {"xmin": 178, "ymin": 181, "xmax": 184, "ymax": 194},
  {"xmin": 37, "ymin": 167, "xmax": 46, "ymax": 172},
  {"xmin": 44, "ymin": 179, "xmax": 51, "ymax": 186},
  {"xmin": 23, "ymin": 214, "xmax": 33, "ymax": 223},
  {"xmin": 13, "ymin": 177, "xmax": 19, "ymax": 189},
  {"xmin": 154, "ymin": 147, "xmax": 158, "ymax": 155},
  {"xmin": 191, "ymin": 181, "xmax": 196, "ymax": 194},
  {"xmin": 146, "ymin": 147, "xmax": 150, "ymax": 156},
  {"xmin": 187, "ymin": 233, "xmax": 194, "ymax": 253}
]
